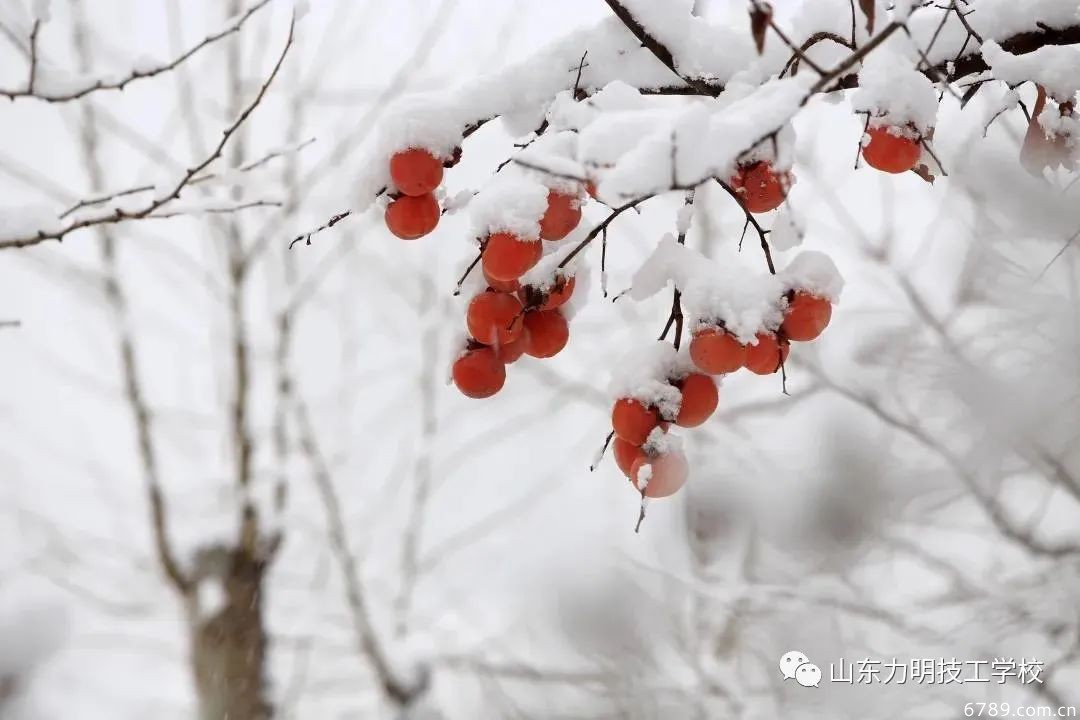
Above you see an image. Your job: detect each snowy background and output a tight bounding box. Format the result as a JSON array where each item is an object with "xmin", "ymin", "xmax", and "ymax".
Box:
[{"xmin": 1, "ymin": 0, "xmax": 1079, "ymax": 718}]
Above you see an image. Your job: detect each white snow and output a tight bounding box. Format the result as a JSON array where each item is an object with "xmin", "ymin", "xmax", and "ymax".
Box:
[
  {"xmin": 851, "ymin": 48, "xmax": 939, "ymax": 134},
  {"xmin": 892, "ymin": 0, "xmax": 916, "ymax": 22},
  {"xmin": 982, "ymin": 40, "xmax": 1080, "ymax": 102},
  {"xmin": 0, "ymin": 205, "xmax": 62, "ymax": 243},
  {"xmin": 0, "ymin": 597, "xmax": 67, "ymax": 676},
  {"xmin": 971, "ymin": 0, "xmax": 1080, "ymax": 38},
  {"xmin": 31, "ymin": 0, "xmax": 51, "ymax": 21},
  {"xmin": 634, "ymin": 462, "xmax": 653, "ymax": 492},
  {"xmin": 469, "ymin": 173, "xmax": 549, "ymax": 240},
  {"xmin": 607, "ymin": 341, "xmax": 689, "ymax": 419},
  {"xmin": 769, "ymin": 206, "xmax": 804, "ymax": 252},
  {"xmin": 628, "ymin": 236, "xmax": 790, "ymax": 343},
  {"xmin": 599, "ymin": 76, "xmax": 812, "ymax": 202},
  {"xmin": 1038, "ymin": 105, "xmax": 1080, "ymax": 146}
]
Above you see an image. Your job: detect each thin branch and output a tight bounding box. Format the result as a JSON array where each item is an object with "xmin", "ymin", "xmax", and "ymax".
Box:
[
  {"xmin": 453, "ymin": 247, "xmax": 484, "ymax": 295},
  {"xmin": 289, "ymin": 209, "xmax": 356, "ymax": 249},
  {"xmin": 779, "ymin": 31, "xmax": 853, "ymax": 78},
  {"xmin": 950, "ymin": 0, "xmax": 984, "ymax": 45},
  {"xmin": 761, "ymin": 8, "xmax": 826, "ymax": 76},
  {"xmin": 0, "ymin": 14, "xmax": 296, "ymax": 250},
  {"xmin": 26, "ymin": 19, "xmax": 40, "ymax": 93},
  {"xmin": 810, "ymin": 22, "xmax": 904, "ymax": 94},
  {"xmin": 511, "ymin": 158, "xmax": 587, "ymax": 183},
  {"xmin": 143, "ymin": 199, "xmax": 282, "ymax": 219},
  {"xmin": 715, "ymin": 179, "xmax": 775, "ymax": 274},
  {"xmin": 919, "ymin": 138, "xmax": 948, "ymax": 177},
  {"xmin": 659, "ymin": 191, "xmax": 694, "ymax": 348},
  {"xmin": 59, "ymin": 137, "xmax": 315, "ymax": 220},
  {"xmin": 849, "ymin": 0, "xmax": 857, "ymax": 46},
  {"xmin": 903, "ymin": 25, "xmax": 961, "ymax": 100},
  {"xmin": 558, "ymin": 195, "xmax": 656, "ymax": 269},
  {"xmin": 0, "ymin": 0, "xmax": 273, "ymax": 102}
]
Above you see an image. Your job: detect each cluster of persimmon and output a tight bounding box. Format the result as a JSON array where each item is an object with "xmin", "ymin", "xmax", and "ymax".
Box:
[
  {"xmin": 608, "ymin": 287, "xmax": 833, "ymax": 498},
  {"xmin": 384, "ymin": 147, "xmax": 460, "ymax": 240},
  {"xmin": 451, "ymin": 185, "xmax": 588, "ymax": 399},
  {"xmin": 689, "ymin": 288, "xmax": 832, "ymax": 377}
]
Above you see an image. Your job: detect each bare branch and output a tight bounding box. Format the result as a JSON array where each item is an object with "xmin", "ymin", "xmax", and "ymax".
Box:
[
  {"xmin": 715, "ymin": 180, "xmax": 775, "ymax": 274},
  {"xmin": 69, "ymin": 12, "xmax": 190, "ymax": 594},
  {"xmin": 294, "ymin": 398, "xmax": 426, "ymax": 707},
  {"xmin": 0, "ymin": 14, "xmax": 296, "ymax": 251},
  {"xmin": 59, "ymin": 137, "xmax": 315, "ymax": 220},
  {"xmin": 558, "ymin": 194, "xmax": 657, "ymax": 269}
]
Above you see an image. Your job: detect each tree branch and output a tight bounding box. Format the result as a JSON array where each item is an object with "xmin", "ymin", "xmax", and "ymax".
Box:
[
  {"xmin": 0, "ymin": 14, "xmax": 295, "ymax": 251},
  {"xmin": 0, "ymin": 0, "xmax": 273, "ymax": 102},
  {"xmin": 294, "ymin": 398, "xmax": 427, "ymax": 708}
]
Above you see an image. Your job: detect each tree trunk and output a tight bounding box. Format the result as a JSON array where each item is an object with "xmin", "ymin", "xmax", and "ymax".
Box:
[{"xmin": 190, "ymin": 548, "xmax": 271, "ymax": 720}]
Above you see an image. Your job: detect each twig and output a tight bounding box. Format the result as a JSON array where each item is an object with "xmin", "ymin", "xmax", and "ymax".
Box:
[
  {"xmin": 849, "ymin": 0, "xmax": 857, "ymax": 46},
  {"xmin": 761, "ymin": 8, "xmax": 826, "ymax": 76},
  {"xmin": 950, "ymin": 0, "xmax": 984, "ymax": 45},
  {"xmin": 1035, "ymin": 225, "xmax": 1080, "ymax": 280},
  {"xmin": 855, "ymin": 112, "xmax": 870, "ymax": 168},
  {"xmin": 572, "ymin": 50, "xmax": 589, "ymax": 98},
  {"xmin": 58, "ymin": 137, "xmax": 316, "ymax": 219},
  {"xmin": 453, "ymin": 247, "xmax": 484, "ymax": 295},
  {"xmin": 715, "ymin": 180, "xmax": 775, "ymax": 274},
  {"xmin": 588, "ymin": 431, "xmax": 616, "ymax": 472},
  {"xmin": 558, "ymin": 195, "xmax": 655, "ymax": 269},
  {"xmin": 26, "ymin": 20, "xmax": 40, "ymax": 94},
  {"xmin": 289, "ymin": 209, "xmax": 357, "ymax": 249},
  {"xmin": 600, "ymin": 226, "xmax": 609, "ymax": 297},
  {"xmin": 779, "ymin": 31, "xmax": 853, "ymax": 78},
  {"xmin": 634, "ymin": 488, "xmax": 648, "ymax": 533},
  {"xmin": 511, "ymin": 158, "xmax": 587, "ymax": 183},
  {"xmin": 919, "ymin": 138, "xmax": 948, "ymax": 177}
]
